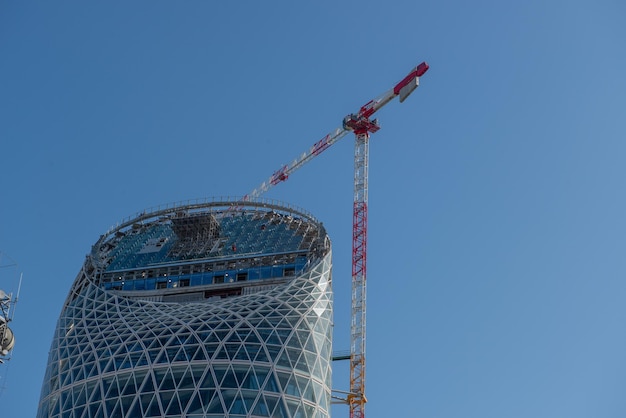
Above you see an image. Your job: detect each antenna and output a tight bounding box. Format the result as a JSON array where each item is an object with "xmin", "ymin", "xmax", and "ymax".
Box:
[
  {"xmin": 0, "ymin": 254, "xmax": 21, "ymax": 400},
  {"xmin": 0, "ymin": 253, "xmax": 21, "ymax": 362}
]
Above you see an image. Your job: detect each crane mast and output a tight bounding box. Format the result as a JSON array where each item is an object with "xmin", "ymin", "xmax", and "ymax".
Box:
[
  {"xmin": 246, "ymin": 61, "xmax": 429, "ymax": 418},
  {"xmin": 349, "ymin": 131, "xmax": 369, "ymax": 418}
]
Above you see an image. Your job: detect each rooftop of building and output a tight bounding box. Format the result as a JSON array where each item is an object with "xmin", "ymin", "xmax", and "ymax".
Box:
[{"xmin": 85, "ymin": 198, "xmax": 330, "ymax": 301}]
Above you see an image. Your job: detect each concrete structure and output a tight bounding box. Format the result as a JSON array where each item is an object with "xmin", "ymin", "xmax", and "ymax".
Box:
[{"xmin": 37, "ymin": 198, "xmax": 333, "ymax": 418}]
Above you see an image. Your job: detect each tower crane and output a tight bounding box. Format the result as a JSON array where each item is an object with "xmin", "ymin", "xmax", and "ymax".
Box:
[{"xmin": 245, "ymin": 61, "xmax": 429, "ymax": 418}]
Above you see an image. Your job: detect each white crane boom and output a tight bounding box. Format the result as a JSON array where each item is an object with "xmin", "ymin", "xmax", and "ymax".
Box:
[{"xmin": 244, "ymin": 127, "xmax": 350, "ymax": 201}]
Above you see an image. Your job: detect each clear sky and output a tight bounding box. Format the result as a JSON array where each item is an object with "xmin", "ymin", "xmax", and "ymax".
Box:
[{"xmin": 1, "ymin": 1, "xmax": 626, "ymax": 417}]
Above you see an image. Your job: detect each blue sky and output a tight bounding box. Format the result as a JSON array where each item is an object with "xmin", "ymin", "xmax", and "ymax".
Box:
[{"xmin": 1, "ymin": 1, "xmax": 626, "ymax": 417}]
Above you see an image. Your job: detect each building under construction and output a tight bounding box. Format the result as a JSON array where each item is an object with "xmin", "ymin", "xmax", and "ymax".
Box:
[{"xmin": 37, "ymin": 198, "xmax": 333, "ymax": 417}]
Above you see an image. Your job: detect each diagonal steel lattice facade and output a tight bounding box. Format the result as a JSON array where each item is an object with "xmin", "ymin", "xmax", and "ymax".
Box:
[{"xmin": 37, "ymin": 199, "xmax": 333, "ymax": 418}]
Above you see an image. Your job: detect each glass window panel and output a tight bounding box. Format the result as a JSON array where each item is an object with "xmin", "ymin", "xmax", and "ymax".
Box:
[
  {"xmin": 212, "ymin": 367, "xmax": 227, "ymax": 386},
  {"xmin": 205, "ymin": 391, "xmax": 224, "ymax": 414},
  {"xmin": 178, "ymin": 367, "xmax": 195, "ymax": 390},
  {"xmin": 159, "ymin": 390, "xmax": 175, "ymax": 412},
  {"xmin": 243, "ymin": 343, "xmax": 261, "ymax": 360},
  {"xmin": 60, "ymin": 390, "xmax": 71, "ymax": 412},
  {"xmin": 103, "ymin": 376, "xmax": 119, "ymax": 398},
  {"xmin": 241, "ymin": 369, "xmax": 259, "ymax": 390},
  {"xmin": 303, "ymin": 402, "xmax": 316, "ymax": 418},
  {"xmin": 275, "ymin": 370, "xmax": 291, "ymax": 393},
  {"xmin": 214, "ymin": 329, "xmax": 230, "ymax": 340},
  {"xmin": 199, "ymin": 388, "xmax": 216, "ymax": 407},
  {"xmin": 226, "ymin": 332, "xmax": 242, "ymax": 343},
  {"xmin": 214, "ymin": 346, "xmax": 229, "ymax": 360},
  {"xmin": 178, "ymin": 389, "xmax": 194, "ymax": 412},
  {"xmin": 86, "ymin": 380, "xmax": 101, "ymax": 403},
  {"xmin": 120, "ymin": 395, "xmax": 134, "ymax": 416},
  {"xmin": 312, "ymin": 358, "xmax": 323, "ymax": 381},
  {"xmin": 118, "ymin": 373, "xmax": 135, "ymax": 396},
  {"xmin": 120, "ymin": 355, "xmax": 133, "ymax": 370},
  {"xmin": 136, "ymin": 353, "xmax": 149, "ymax": 367},
  {"xmin": 190, "ymin": 365, "xmax": 206, "ymax": 384},
  {"xmin": 166, "ymin": 347, "xmax": 178, "ymax": 361},
  {"xmin": 296, "ymin": 375, "xmax": 310, "ymax": 398},
  {"xmin": 229, "ymin": 392, "xmax": 247, "ymax": 415},
  {"xmin": 145, "ymin": 395, "xmax": 162, "ymax": 417},
  {"xmin": 304, "ymin": 335, "xmax": 317, "ymax": 353},
  {"xmin": 296, "ymin": 353, "xmax": 309, "ymax": 373},
  {"xmin": 225, "ymin": 343, "xmax": 240, "ymax": 358},
  {"xmin": 140, "ymin": 372, "xmax": 155, "ymax": 394},
  {"xmin": 253, "ymin": 366, "xmax": 270, "ymax": 387},
  {"xmin": 104, "ymin": 398, "xmax": 119, "ymax": 417},
  {"xmin": 73, "ymin": 404, "xmax": 85, "ymax": 418},
  {"xmin": 232, "ymin": 365, "xmax": 248, "ymax": 386},
  {"xmin": 286, "ymin": 334, "xmax": 302, "ymax": 349},
  {"xmin": 171, "ymin": 367, "xmax": 187, "ymax": 387},
  {"xmin": 252, "ymin": 396, "xmax": 270, "ymax": 417},
  {"xmin": 192, "ymin": 345, "xmax": 207, "ymax": 361},
  {"xmin": 277, "ymin": 350, "xmax": 292, "ymax": 368},
  {"xmin": 269, "ymin": 396, "xmax": 289, "ymax": 418},
  {"xmin": 233, "ymin": 346, "xmax": 250, "ymax": 361},
  {"xmin": 72, "ymin": 384, "xmax": 86, "ymax": 406},
  {"xmin": 264, "ymin": 371, "xmax": 280, "ymax": 393},
  {"xmin": 127, "ymin": 399, "xmax": 142, "ymax": 417},
  {"xmin": 285, "ymin": 398, "xmax": 302, "ymax": 418},
  {"xmin": 88, "ymin": 402, "xmax": 101, "ymax": 418},
  {"xmin": 155, "ymin": 368, "xmax": 174, "ymax": 390},
  {"xmin": 221, "ymin": 389, "xmax": 237, "ymax": 413},
  {"xmin": 267, "ymin": 331, "xmax": 282, "ymax": 345},
  {"xmin": 102, "ymin": 360, "xmax": 115, "ymax": 373},
  {"xmin": 72, "ymin": 366, "xmax": 85, "ymax": 382},
  {"xmin": 171, "ymin": 347, "xmax": 187, "ymax": 362},
  {"xmin": 283, "ymin": 375, "xmax": 300, "ymax": 396},
  {"xmin": 302, "ymin": 380, "xmax": 316, "ymax": 403},
  {"xmin": 165, "ymin": 392, "xmax": 182, "ymax": 416},
  {"xmin": 154, "ymin": 349, "xmax": 169, "ymax": 364},
  {"xmin": 304, "ymin": 351, "xmax": 317, "ymax": 369},
  {"xmin": 200, "ymin": 369, "xmax": 216, "ymax": 389},
  {"xmin": 187, "ymin": 392, "xmax": 203, "ymax": 415},
  {"xmin": 221, "ymin": 367, "xmax": 237, "ymax": 388},
  {"xmin": 265, "ymin": 345, "xmax": 281, "ymax": 361}
]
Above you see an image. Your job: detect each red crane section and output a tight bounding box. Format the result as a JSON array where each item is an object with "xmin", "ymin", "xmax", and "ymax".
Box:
[{"xmin": 246, "ymin": 61, "xmax": 429, "ymax": 418}]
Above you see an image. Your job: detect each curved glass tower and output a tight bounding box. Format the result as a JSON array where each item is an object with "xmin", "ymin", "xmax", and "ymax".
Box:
[{"xmin": 37, "ymin": 198, "xmax": 333, "ymax": 418}]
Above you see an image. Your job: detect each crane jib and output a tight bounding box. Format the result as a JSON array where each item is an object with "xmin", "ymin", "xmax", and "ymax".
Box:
[{"xmin": 312, "ymin": 134, "xmax": 332, "ymax": 156}]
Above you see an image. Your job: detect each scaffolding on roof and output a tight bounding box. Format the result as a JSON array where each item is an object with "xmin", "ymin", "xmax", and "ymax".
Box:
[{"xmin": 169, "ymin": 212, "xmax": 221, "ymax": 258}]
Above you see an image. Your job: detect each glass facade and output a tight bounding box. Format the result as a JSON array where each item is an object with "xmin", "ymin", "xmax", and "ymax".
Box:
[{"xmin": 37, "ymin": 199, "xmax": 333, "ymax": 418}]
